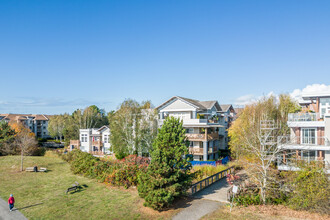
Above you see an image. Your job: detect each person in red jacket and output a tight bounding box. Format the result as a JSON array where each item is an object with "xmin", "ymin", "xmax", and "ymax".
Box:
[{"xmin": 8, "ymin": 194, "xmax": 15, "ymax": 212}]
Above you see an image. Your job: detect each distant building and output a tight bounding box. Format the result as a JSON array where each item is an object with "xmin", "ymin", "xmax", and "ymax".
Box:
[
  {"xmin": 0, "ymin": 113, "xmax": 50, "ymax": 138},
  {"xmin": 75, "ymin": 126, "xmax": 111, "ymax": 155},
  {"xmin": 156, "ymin": 96, "xmax": 235, "ymax": 161},
  {"xmin": 277, "ymin": 92, "xmax": 330, "ymax": 173}
]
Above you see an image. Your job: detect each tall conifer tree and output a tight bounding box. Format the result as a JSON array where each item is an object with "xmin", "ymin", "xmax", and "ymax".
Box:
[{"xmin": 138, "ymin": 117, "xmax": 194, "ymax": 210}]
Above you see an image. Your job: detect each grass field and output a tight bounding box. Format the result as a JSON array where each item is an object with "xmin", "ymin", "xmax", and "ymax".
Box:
[
  {"xmin": 202, "ymin": 204, "xmax": 330, "ymax": 220},
  {"xmin": 0, "ymin": 155, "xmax": 176, "ymax": 220}
]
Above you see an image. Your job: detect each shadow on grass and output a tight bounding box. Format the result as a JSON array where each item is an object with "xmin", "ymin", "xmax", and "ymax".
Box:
[
  {"xmin": 66, "ymin": 184, "xmax": 88, "ymax": 195},
  {"xmin": 15, "ymin": 202, "xmax": 43, "ymax": 211}
]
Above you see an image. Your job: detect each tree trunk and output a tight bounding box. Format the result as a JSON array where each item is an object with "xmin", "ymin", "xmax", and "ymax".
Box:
[{"xmin": 21, "ymin": 147, "xmax": 23, "ymax": 172}]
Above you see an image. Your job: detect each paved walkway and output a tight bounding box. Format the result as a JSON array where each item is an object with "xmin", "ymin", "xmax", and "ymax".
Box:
[
  {"xmin": 0, "ymin": 198, "xmax": 27, "ymax": 220},
  {"xmin": 172, "ymin": 177, "xmax": 231, "ymax": 220},
  {"xmin": 172, "ymin": 199, "xmax": 222, "ymax": 220},
  {"xmin": 193, "ymin": 176, "xmax": 231, "ymax": 203}
]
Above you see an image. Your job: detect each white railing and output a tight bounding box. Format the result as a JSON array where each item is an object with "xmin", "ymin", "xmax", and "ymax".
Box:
[
  {"xmin": 277, "ymin": 157, "xmax": 329, "ymax": 170},
  {"xmin": 158, "ymin": 118, "xmax": 218, "ymax": 126},
  {"xmin": 278, "ymin": 136, "xmax": 330, "ymax": 146},
  {"xmin": 288, "ymin": 113, "xmax": 320, "ymax": 121}
]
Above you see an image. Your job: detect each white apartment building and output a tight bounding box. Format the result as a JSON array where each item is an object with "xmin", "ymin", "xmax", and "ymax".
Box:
[
  {"xmin": 156, "ymin": 96, "xmax": 231, "ymax": 161},
  {"xmin": 78, "ymin": 126, "xmax": 111, "ymax": 155},
  {"xmin": 0, "ymin": 113, "xmax": 50, "ymax": 138},
  {"xmin": 277, "ymin": 93, "xmax": 330, "ymax": 173}
]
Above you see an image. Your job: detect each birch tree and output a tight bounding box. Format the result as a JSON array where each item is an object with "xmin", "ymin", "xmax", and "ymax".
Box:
[{"xmin": 228, "ymin": 95, "xmax": 299, "ymax": 204}]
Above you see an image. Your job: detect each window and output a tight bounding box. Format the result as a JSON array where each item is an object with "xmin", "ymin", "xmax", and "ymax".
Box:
[
  {"xmin": 190, "ymin": 141, "xmax": 193, "ymax": 147},
  {"xmin": 104, "ymin": 135, "xmax": 108, "ymax": 143},
  {"xmin": 301, "ymin": 128, "xmax": 316, "ymax": 144},
  {"xmin": 320, "ymin": 98, "xmax": 330, "ymax": 105},
  {"xmin": 321, "ymin": 108, "xmax": 326, "ymax": 115},
  {"xmin": 81, "ymin": 134, "xmax": 88, "ymax": 142}
]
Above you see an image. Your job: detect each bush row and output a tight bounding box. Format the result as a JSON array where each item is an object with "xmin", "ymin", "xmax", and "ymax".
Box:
[{"xmin": 62, "ymin": 150, "xmax": 149, "ymax": 188}]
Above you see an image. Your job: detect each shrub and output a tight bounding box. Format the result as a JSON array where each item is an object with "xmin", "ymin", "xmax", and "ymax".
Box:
[
  {"xmin": 105, "ymin": 155, "xmax": 149, "ymax": 188},
  {"xmin": 63, "ymin": 150, "xmax": 149, "ymax": 188},
  {"xmin": 288, "ymin": 164, "xmax": 330, "ymax": 214},
  {"xmin": 31, "ymin": 147, "xmax": 46, "ymax": 156}
]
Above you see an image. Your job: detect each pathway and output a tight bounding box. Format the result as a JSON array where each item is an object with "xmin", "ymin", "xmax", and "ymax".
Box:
[
  {"xmin": 0, "ymin": 198, "xmax": 27, "ymax": 220},
  {"xmin": 172, "ymin": 177, "xmax": 231, "ymax": 220}
]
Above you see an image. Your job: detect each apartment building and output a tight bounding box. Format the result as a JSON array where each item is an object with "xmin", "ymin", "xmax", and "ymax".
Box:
[
  {"xmin": 74, "ymin": 126, "xmax": 111, "ymax": 155},
  {"xmin": 0, "ymin": 113, "xmax": 50, "ymax": 138},
  {"xmin": 277, "ymin": 92, "xmax": 330, "ymax": 173},
  {"xmin": 157, "ymin": 96, "xmax": 233, "ymax": 161}
]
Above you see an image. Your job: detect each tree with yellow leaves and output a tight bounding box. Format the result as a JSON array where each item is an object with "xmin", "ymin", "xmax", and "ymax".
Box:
[
  {"xmin": 228, "ymin": 94, "xmax": 300, "ymax": 204},
  {"xmin": 10, "ymin": 122, "xmax": 38, "ymax": 171}
]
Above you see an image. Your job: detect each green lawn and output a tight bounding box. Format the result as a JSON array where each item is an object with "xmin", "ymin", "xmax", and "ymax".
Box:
[{"xmin": 0, "ymin": 155, "xmax": 174, "ymax": 220}]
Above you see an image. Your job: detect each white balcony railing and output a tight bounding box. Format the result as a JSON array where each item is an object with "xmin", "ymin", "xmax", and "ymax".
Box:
[
  {"xmin": 288, "ymin": 113, "xmax": 320, "ymax": 122},
  {"xmin": 277, "ymin": 157, "xmax": 330, "ymax": 171},
  {"xmin": 278, "ymin": 136, "xmax": 330, "ymax": 146},
  {"xmin": 158, "ymin": 118, "xmax": 221, "ymax": 127}
]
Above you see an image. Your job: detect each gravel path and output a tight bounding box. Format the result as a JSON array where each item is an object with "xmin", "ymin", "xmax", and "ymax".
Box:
[{"xmin": 0, "ymin": 197, "xmax": 28, "ymax": 220}]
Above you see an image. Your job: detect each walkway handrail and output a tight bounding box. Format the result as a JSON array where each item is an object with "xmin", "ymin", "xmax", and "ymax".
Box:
[{"xmin": 190, "ymin": 166, "xmax": 235, "ymax": 194}]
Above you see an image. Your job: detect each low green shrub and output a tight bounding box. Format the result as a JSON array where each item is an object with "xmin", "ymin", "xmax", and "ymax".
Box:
[{"xmin": 287, "ymin": 164, "xmax": 330, "ymax": 214}]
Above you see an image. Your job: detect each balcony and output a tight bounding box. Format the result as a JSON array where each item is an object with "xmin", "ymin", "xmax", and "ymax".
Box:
[
  {"xmin": 189, "ymin": 147, "xmax": 203, "ymax": 155},
  {"xmin": 277, "ymin": 157, "xmax": 330, "ymax": 173},
  {"xmin": 90, "ymin": 151, "xmax": 104, "ymax": 156},
  {"xmin": 288, "ymin": 113, "xmax": 320, "ymax": 121},
  {"xmin": 186, "ymin": 132, "xmax": 219, "ymax": 141},
  {"xmin": 207, "ymin": 132, "xmax": 219, "ymax": 140},
  {"xmin": 208, "ymin": 146, "xmax": 218, "ymax": 153},
  {"xmin": 92, "ymin": 140, "xmax": 102, "ymax": 146},
  {"xmin": 158, "ymin": 118, "xmax": 222, "ymax": 127},
  {"xmin": 278, "ymin": 136, "xmax": 330, "ymax": 150},
  {"xmin": 287, "ymin": 113, "xmax": 324, "ymax": 127}
]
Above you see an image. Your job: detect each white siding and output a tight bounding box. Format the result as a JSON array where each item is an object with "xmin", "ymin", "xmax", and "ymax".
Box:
[{"xmin": 160, "ymin": 99, "xmax": 197, "ymax": 112}]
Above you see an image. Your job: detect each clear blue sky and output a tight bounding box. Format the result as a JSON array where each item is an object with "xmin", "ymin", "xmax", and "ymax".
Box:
[{"xmin": 1, "ymin": 0, "xmax": 330, "ymax": 114}]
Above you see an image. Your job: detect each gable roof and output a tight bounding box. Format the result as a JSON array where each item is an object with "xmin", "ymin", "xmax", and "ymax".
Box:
[
  {"xmin": 156, "ymin": 96, "xmax": 222, "ymax": 111},
  {"xmin": 97, "ymin": 125, "xmax": 110, "ymax": 132},
  {"xmin": 220, "ymin": 104, "xmax": 233, "ymax": 112}
]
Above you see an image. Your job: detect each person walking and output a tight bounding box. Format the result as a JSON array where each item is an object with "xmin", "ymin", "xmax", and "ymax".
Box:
[{"xmin": 8, "ymin": 194, "xmax": 15, "ymax": 212}]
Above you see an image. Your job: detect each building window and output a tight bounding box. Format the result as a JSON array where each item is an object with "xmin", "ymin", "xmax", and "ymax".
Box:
[
  {"xmin": 104, "ymin": 135, "xmax": 108, "ymax": 143},
  {"xmin": 81, "ymin": 134, "xmax": 88, "ymax": 142},
  {"xmin": 301, "ymin": 128, "xmax": 316, "ymax": 144},
  {"xmin": 320, "ymin": 98, "xmax": 330, "ymax": 105}
]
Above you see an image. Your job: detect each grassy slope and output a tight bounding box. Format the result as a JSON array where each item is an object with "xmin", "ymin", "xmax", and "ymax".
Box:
[{"xmin": 0, "ymin": 155, "xmax": 172, "ymax": 220}]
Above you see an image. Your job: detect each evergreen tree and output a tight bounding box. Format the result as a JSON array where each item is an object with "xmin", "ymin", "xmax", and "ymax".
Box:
[
  {"xmin": 137, "ymin": 117, "xmax": 194, "ymax": 210},
  {"xmin": 0, "ymin": 121, "xmax": 16, "ymax": 155}
]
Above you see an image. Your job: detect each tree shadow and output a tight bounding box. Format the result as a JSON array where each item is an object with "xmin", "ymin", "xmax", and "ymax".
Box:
[{"xmin": 15, "ymin": 202, "xmax": 43, "ymax": 211}]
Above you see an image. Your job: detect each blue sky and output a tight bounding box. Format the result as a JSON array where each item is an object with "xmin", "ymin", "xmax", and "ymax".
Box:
[{"xmin": 1, "ymin": 0, "xmax": 330, "ymax": 114}]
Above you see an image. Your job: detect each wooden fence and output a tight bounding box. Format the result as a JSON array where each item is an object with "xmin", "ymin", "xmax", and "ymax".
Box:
[{"xmin": 190, "ymin": 166, "xmax": 235, "ymax": 194}]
